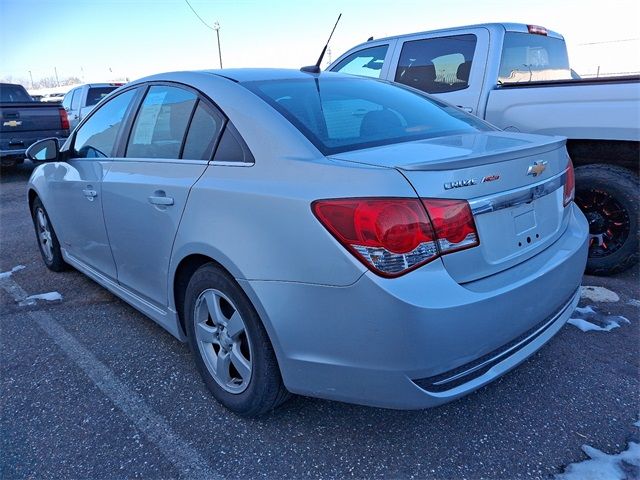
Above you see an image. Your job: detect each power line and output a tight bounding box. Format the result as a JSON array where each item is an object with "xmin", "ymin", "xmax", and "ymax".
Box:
[
  {"xmin": 578, "ymin": 38, "xmax": 639, "ymax": 46},
  {"xmin": 183, "ymin": 0, "xmax": 216, "ymax": 30}
]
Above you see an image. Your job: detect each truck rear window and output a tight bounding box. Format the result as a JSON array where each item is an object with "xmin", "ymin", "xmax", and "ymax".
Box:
[
  {"xmin": 0, "ymin": 84, "xmax": 33, "ymax": 103},
  {"xmin": 86, "ymin": 87, "xmax": 118, "ymax": 106},
  {"xmin": 243, "ymin": 76, "xmax": 492, "ymax": 155},
  {"xmin": 499, "ymin": 32, "xmax": 571, "ymax": 83}
]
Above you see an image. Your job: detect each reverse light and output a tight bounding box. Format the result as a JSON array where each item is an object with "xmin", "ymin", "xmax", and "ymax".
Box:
[
  {"xmin": 563, "ymin": 158, "xmax": 575, "ymax": 206},
  {"xmin": 312, "ymin": 197, "xmax": 479, "ymax": 277},
  {"xmin": 58, "ymin": 107, "xmax": 70, "ymax": 130},
  {"xmin": 527, "ymin": 25, "xmax": 548, "ymax": 36}
]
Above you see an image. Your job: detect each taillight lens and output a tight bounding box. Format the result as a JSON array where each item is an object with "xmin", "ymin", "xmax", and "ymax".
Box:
[
  {"xmin": 312, "ymin": 197, "xmax": 479, "ymax": 277},
  {"xmin": 59, "ymin": 107, "xmax": 70, "ymax": 130},
  {"xmin": 422, "ymin": 199, "xmax": 479, "ymax": 254},
  {"xmin": 563, "ymin": 158, "xmax": 575, "ymax": 206}
]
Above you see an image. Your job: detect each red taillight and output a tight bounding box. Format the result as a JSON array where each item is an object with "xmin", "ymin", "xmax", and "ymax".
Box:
[
  {"xmin": 58, "ymin": 107, "xmax": 70, "ymax": 130},
  {"xmin": 312, "ymin": 197, "xmax": 479, "ymax": 277},
  {"xmin": 527, "ymin": 24, "xmax": 548, "ymax": 36},
  {"xmin": 422, "ymin": 199, "xmax": 480, "ymax": 254},
  {"xmin": 563, "ymin": 158, "xmax": 575, "ymax": 206}
]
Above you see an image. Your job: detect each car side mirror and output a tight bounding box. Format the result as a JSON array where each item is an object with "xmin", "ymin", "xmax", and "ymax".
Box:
[{"xmin": 26, "ymin": 138, "xmax": 60, "ymax": 162}]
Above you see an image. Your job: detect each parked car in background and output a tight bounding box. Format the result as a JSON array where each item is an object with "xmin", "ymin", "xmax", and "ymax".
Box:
[
  {"xmin": 0, "ymin": 83, "xmax": 69, "ymax": 167},
  {"xmin": 26, "ymin": 69, "xmax": 587, "ymax": 416},
  {"xmin": 40, "ymin": 92, "xmax": 66, "ymax": 103},
  {"xmin": 330, "ymin": 23, "xmax": 640, "ymax": 275},
  {"xmin": 62, "ymin": 83, "xmax": 123, "ymax": 129}
]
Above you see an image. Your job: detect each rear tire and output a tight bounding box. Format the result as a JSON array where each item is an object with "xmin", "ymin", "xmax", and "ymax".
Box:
[
  {"xmin": 31, "ymin": 197, "xmax": 67, "ymax": 272},
  {"xmin": 574, "ymin": 164, "xmax": 638, "ymax": 276},
  {"xmin": 184, "ymin": 263, "xmax": 290, "ymax": 416}
]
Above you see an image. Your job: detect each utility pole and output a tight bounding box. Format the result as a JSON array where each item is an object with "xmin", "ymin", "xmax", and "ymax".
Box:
[
  {"xmin": 28, "ymin": 70, "xmax": 34, "ymax": 89},
  {"xmin": 54, "ymin": 67, "xmax": 60, "ymax": 87},
  {"xmin": 214, "ymin": 21, "xmax": 222, "ymax": 69}
]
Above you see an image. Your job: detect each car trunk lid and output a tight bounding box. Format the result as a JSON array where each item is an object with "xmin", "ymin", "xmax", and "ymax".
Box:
[{"xmin": 329, "ymin": 131, "xmax": 571, "ymax": 282}]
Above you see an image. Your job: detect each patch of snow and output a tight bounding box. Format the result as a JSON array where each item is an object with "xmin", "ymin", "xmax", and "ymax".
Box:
[
  {"xmin": 569, "ymin": 304, "xmax": 630, "ymax": 333},
  {"xmin": 19, "ymin": 291, "xmax": 63, "ymax": 306},
  {"xmin": 556, "ymin": 442, "xmax": 640, "ymax": 480},
  {"xmin": 568, "ymin": 318, "xmax": 620, "ymax": 332},
  {"xmin": 0, "ymin": 265, "xmax": 25, "ymax": 279},
  {"xmin": 581, "ymin": 286, "xmax": 620, "ymax": 303},
  {"xmin": 635, "ymin": 420, "xmax": 640, "ymax": 428},
  {"xmin": 628, "ymin": 299, "xmax": 640, "ymax": 308},
  {"xmin": 574, "ymin": 306, "xmax": 596, "ymax": 316}
]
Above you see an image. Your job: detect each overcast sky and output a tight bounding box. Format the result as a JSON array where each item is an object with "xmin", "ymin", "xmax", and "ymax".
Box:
[{"xmin": 1, "ymin": 0, "xmax": 638, "ymax": 86}]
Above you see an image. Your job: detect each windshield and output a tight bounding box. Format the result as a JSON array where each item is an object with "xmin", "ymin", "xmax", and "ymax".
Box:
[
  {"xmin": 499, "ymin": 33, "xmax": 571, "ymax": 83},
  {"xmin": 243, "ymin": 76, "xmax": 492, "ymax": 155}
]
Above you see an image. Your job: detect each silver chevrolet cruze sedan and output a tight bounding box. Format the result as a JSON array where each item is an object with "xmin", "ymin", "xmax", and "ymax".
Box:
[{"xmin": 26, "ymin": 69, "xmax": 588, "ymax": 416}]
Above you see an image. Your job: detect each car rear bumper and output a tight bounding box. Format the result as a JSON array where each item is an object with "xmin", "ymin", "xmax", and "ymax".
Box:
[{"xmin": 241, "ymin": 204, "xmax": 588, "ymax": 409}]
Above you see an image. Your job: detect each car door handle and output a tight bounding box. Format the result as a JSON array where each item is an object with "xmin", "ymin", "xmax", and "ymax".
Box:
[
  {"xmin": 82, "ymin": 188, "xmax": 97, "ymax": 200},
  {"xmin": 457, "ymin": 105, "xmax": 474, "ymax": 113},
  {"xmin": 148, "ymin": 195, "xmax": 174, "ymax": 206}
]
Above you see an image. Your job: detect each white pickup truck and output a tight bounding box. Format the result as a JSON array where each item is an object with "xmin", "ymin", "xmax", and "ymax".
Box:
[
  {"xmin": 61, "ymin": 83, "xmax": 123, "ymax": 129},
  {"xmin": 329, "ymin": 23, "xmax": 639, "ymax": 275}
]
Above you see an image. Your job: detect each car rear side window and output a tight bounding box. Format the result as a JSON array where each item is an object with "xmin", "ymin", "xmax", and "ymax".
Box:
[
  {"xmin": 331, "ymin": 45, "xmax": 389, "ymax": 78},
  {"xmin": 394, "ymin": 35, "xmax": 477, "ymax": 94},
  {"xmin": 182, "ymin": 101, "xmax": 224, "ymax": 160},
  {"xmin": 126, "ymin": 86, "xmax": 197, "ymax": 159},
  {"xmin": 73, "ymin": 89, "xmax": 138, "ymax": 158},
  {"xmin": 86, "ymin": 87, "xmax": 118, "ymax": 107}
]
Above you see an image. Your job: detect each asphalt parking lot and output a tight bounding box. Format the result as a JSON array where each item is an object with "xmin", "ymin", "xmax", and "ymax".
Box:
[{"xmin": 1, "ymin": 161, "xmax": 638, "ymax": 479}]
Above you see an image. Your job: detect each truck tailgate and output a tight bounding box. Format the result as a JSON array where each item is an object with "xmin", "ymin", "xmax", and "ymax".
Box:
[{"xmin": 1, "ymin": 103, "xmax": 67, "ymax": 154}]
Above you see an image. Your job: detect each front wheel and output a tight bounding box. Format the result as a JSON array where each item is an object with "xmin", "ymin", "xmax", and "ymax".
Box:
[
  {"xmin": 31, "ymin": 197, "xmax": 67, "ymax": 272},
  {"xmin": 184, "ymin": 263, "xmax": 290, "ymax": 416},
  {"xmin": 575, "ymin": 164, "xmax": 638, "ymax": 276}
]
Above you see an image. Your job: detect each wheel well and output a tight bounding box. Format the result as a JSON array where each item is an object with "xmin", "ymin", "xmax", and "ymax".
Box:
[
  {"xmin": 566, "ymin": 139, "xmax": 639, "ymax": 176},
  {"xmin": 28, "ymin": 189, "xmax": 38, "ymax": 211},
  {"xmin": 173, "ymin": 254, "xmax": 226, "ymax": 337}
]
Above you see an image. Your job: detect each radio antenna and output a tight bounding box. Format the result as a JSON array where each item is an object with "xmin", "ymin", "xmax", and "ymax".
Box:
[{"xmin": 301, "ymin": 14, "xmax": 342, "ymax": 74}]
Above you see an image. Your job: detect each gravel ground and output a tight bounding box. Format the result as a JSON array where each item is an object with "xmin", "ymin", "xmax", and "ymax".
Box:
[{"xmin": 1, "ymin": 161, "xmax": 638, "ymax": 479}]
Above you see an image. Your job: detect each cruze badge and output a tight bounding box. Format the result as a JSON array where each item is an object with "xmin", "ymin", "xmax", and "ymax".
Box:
[
  {"xmin": 527, "ymin": 160, "xmax": 548, "ymax": 177},
  {"xmin": 3, "ymin": 120, "xmax": 22, "ymax": 127},
  {"xmin": 444, "ymin": 174, "xmax": 500, "ymax": 190}
]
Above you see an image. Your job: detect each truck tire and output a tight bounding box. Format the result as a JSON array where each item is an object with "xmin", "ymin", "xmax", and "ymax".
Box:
[{"xmin": 574, "ymin": 164, "xmax": 638, "ymax": 276}]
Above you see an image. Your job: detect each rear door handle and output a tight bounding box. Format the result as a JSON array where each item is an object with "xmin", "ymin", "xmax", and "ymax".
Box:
[
  {"xmin": 82, "ymin": 188, "xmax": 97, "ymax": 201},
  {"xmin": 148, "ymin": 195, "xmax": 174, "ymax": 206}
]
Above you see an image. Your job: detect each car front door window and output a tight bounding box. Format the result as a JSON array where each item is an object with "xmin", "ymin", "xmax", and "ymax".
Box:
[{"xmin": 73, "ymin": 89, "xmax": 138, "ymax": 158}]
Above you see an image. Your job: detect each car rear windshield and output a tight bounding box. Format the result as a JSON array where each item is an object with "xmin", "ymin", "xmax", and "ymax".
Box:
[
  {"xmin": 499, "ymin": 33, "xmax": 571, "ymax": 83},
  {"xmin": 86, "ymin": 87, "xmax": 118, "ymax": 106},
  {"xmin": 242, "ymin": 76, "xmax": 492, "ymax": 155},
  {"xmin": 0, "ymin": 84, "xmax": 33, "ymax": 102}
]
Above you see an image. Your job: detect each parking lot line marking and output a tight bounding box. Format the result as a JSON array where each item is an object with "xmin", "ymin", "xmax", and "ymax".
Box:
[{"xmin": 1, "ymin": 275, "xmax": 218, "ymax": 479}]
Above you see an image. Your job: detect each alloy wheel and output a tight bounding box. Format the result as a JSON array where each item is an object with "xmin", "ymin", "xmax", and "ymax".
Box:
[{"xmin": 193, "ymin": 288, "xmax": 253, "ymax": 394}]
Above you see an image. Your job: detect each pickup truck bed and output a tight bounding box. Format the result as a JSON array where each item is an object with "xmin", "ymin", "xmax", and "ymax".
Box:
[{"xmin": 1, "ymin": 84, "xmax": 70, "ymax": 167}]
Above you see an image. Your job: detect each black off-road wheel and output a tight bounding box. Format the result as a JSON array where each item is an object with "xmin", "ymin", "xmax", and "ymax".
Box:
[
  {"xmin": 575, "ymin": 164, "xmax": 638, "ymax": 276},
  {"xmin": 184, "ymin": 263, "xmax": 290, "ymax": 416}
]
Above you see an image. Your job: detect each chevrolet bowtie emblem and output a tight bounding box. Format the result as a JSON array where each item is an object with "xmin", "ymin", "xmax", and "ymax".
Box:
[
  {"xmin": 3, "ymin": 120, "xmax": 22, "ymax": 127},
  {"xmin": 527, "ymin": 160, "xmax": 548, "ymax": 177}
]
